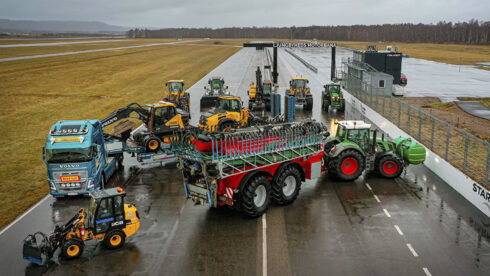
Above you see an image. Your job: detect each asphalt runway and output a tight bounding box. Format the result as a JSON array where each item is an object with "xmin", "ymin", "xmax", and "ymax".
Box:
[{"xmin": 0, "ymin": 47, "xmax": 488, "ymax": 276}]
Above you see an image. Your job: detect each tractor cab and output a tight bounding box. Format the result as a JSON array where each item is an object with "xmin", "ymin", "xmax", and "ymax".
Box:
[
  {"xmin": 87, "ymin": 187, "xmax": 129, "ymax": 235},
  {"xmin": 336, "ymin": 121, "xmax": 372, "ymax": 152},
  {"xmin": 322, "ymin": 83, "xmax": 345, "ymax": 112},
  {"xmin": 208, "ymin": 77, "xmax": 228, "ymax": 95}
]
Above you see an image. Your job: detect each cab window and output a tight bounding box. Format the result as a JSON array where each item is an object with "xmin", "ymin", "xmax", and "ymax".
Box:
[
  {"xmin": 153, "ymin": 106, "xmax": 176, "ymax": 126},
  {"xmin": 96, "ymin": 198, "xmax": 113, "ymax": 233},
  {"xmin": 230, "ymin": 100, "xmax": 241, "ymax": 112},
  {"xmin": 113, "ymin": 195, "xmax": 124, "ymax": 221}
]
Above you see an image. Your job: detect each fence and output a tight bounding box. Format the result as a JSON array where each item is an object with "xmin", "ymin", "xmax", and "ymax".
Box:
[{"xmin": 342, "ymin": 65, "xmax": 490, "ymax": 188}]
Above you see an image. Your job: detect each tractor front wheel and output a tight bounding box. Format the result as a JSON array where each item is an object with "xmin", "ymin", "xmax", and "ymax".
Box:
[
  {"xmin": 377, "ymin": 155, "xmax": 403, "ymax": 179},
  {"xmin": 240, "ymin": 175, "xmax": 271, "ymax": 218},
  {"xmin": 330, "ymin": 150, "xmax": 365, "ymax": 181},
  {"xmin": 61, "ymin": 238, "xmax": 84, "ymax": 260}
]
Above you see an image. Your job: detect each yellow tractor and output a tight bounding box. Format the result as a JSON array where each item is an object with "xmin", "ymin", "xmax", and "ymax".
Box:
[
  {"xmin": 198, "ymin": 95, "xmax": 251, "ymax": 132},
  {"xmin": 23, "ymin": 187, "xmax": 140, "ymax": 264},
  {"xmin": 164, "ymin": 80, "xmax": 190, "ymax": 113},
  {"xmin": 286, "ymin": 77, "xmax": 313, "ymax": 110}
]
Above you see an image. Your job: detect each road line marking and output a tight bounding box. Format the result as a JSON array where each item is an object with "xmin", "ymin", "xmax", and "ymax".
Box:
[
  {"xmin": 422, "ymin": 267, "xmax": 432, "ymax": 276},
  {"xmin": 383, "ymin": 208, "xmax": 391, "ymax": 218},
  {"xmin": 262, "ymin": 214, "xmax": 267, "ymax": 276},
  {"xmin": 406, "ymin": 243, "xmax": 419, "ymax": 257},
  {"xmin": 394, "ymin": 225, "xmax": 404, "ymax": 235},
  {"xmin": 365, "ymin": 183, "xmax": 372, "ymax": 191},
  {"xmin": 373, "ymin": 194, "xmax": 381, "ymax": 203},
  {"xmin": 0, "ymin": 194, "xmax": 50, "ymax": 236}
]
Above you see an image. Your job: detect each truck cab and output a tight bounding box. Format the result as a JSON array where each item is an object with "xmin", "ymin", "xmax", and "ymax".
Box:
[{"xmin": 44, "ymin": 120, "xmax": 121, "ymax": 197}]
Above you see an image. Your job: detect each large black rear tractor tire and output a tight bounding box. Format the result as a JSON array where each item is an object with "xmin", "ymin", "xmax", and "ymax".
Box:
[
  {"xmin": 103, "ymin": 230, "xmax": 126, "ymax": 250},
  {"xmin": 377, "ymin": 155, "xmax": 403, "ymax": 179},
  {"xmin": 329, "ymin": 150, "xmax": 365, "ymax": 181},
  {"xmin": 61, "ymin": 238, "xmax": 84, "ymax": 260},
  {"xmin": 271, "ymin": 165, "xmax": 302, "ymax": 205},
  {"xmin": 339, "ymin": 99, "xmax": 345, "ymax": 112},
  {"xmin": 240, "ymin": 175, "xmax": 271, "ymax": 218},
  {"xmin": 304, "ymin": 97, "xmax": 313, "ymax": 111}
]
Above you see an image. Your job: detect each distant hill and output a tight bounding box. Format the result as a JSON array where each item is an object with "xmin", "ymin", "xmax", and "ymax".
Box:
[{"xmin": 0, "ymin": 19, "xmax": 129, "ymax": 34}]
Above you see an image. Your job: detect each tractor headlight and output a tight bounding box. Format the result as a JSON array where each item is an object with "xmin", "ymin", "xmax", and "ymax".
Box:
[
  {"xmin": 87, "ymin": 179, "xmax": 94, "ymax": 189},
  {"xmin": 49, "ymin": 181, "xmax": 56, "ymax": 191}
]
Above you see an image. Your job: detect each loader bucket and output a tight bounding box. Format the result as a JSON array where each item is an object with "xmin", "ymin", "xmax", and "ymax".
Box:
[
  {"xmin": 200, "ymin": 96, "xmax": 219, "ymax": 110},
  {"xmin": 22, "ymin": 232, "xmax": 51, "ymax": 265}
]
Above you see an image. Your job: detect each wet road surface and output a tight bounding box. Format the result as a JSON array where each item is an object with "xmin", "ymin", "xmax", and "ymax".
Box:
[{"xmin": 0, "ymin": 47, "xmax": 489, "ymax": 275}]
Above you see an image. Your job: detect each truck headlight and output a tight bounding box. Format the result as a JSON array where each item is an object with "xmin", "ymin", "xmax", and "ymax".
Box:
[
  {"xmin": 49, "ymin": 181, "xmax": 56, "ymax": 191},
  {"xmin": 87, "ymin": 180, "xmax": 94, "ymax": 189}
]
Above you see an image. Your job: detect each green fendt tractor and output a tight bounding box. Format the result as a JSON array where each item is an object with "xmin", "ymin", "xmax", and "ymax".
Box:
[
  {"xmin": 322, "ymin": 83, "xmax": 345, "ymax": 112},
  {"xmin": 324, "ymin": 120, "xmax": 426, "ymax": 181}
]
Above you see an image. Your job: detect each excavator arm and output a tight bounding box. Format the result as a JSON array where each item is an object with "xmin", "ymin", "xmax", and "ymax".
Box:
[{"xmin": 101, "ymin": 103, "xmax": 149, "ymax": 128}]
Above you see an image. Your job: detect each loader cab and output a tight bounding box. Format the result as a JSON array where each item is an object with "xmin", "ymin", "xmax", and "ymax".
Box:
[
  {"xmin": 290, "ymin": 78, "xmax": 309, "ymax": 90},
  {"xmin": 336, "ymin": 121, "xmax": 372, "ymax": 151},
  {"xmin": 165, "ymin": 80, "xmax": 185, "ymax": 102},
  {"xmin": 208, "ymin": 77, "xmax": 227, "ymax": 94},
  {"xmin": 88, "ymin": 187, "xmax": 127, "ymax": 234}
]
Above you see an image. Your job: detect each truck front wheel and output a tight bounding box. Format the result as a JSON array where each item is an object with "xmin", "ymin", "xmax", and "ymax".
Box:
[
  {"xmin": 240, "ymin": 175, "xmax": 271, "ymax": 218},
  {"xmin": 272, "ymin": 165, "xmax": 302, "ymax": 205}
]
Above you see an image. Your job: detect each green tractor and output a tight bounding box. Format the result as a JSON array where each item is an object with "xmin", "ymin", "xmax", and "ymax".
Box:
[
  {"xmin": 322, "ymin": 83, "xmax": 345, "ymax": 112},
  {"xmin": 324, "ymin": 120, "xmax": 426, "ymax": 181}
]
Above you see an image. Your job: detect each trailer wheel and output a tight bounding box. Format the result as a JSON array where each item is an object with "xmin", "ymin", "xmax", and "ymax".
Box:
[
  {"xmin": 104, "ymin": 230, "xmax": 126, "ymax": 250},
  {"xmin": 377, "ymin": 155, "xmax": 403, "ymax": 179},
  {"xmin": 331, "ymin": 150, "xmax": 364, "ymax": 181},
  {"xmin": 272, "ymin": 165, "xmax": 302, "ymax": 205},
  {"xmin": 240, "ymin": 175, "xmax": 271, "ymax": 218},
  {"xmin": 61, "ymin": 238, "xmax": 84, "ymax": 259}
]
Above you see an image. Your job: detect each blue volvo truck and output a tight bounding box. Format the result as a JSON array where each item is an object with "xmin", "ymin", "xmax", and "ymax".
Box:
[{"xmin": 43, "ymin": 120, "xmax": 123, "ymax": 197}]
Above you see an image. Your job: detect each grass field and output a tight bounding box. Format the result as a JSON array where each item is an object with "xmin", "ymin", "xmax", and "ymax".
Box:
[
  {"xmin": 332, "ymin": 41, "xmax": 490, "ymax": 66},
  {"xmin": 0, "ymin": 39, "xmax": 240, "ymax": 228}
]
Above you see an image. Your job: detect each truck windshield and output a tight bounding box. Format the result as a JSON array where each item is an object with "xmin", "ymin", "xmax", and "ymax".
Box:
[
  {"xmin": 263, "ymin": 84, "xmax": 272, "ymax": 95},
  {"xmin": 292, "ymin": 79, "xmax": 307, "ymax": 89},
  {"xmin": 46, "ymin": 147, "xmax": 92, "ymax": 163}
]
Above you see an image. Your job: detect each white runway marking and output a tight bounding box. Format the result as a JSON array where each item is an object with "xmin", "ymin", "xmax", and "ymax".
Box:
[
  {"xmin": 373, "ymin": 194, "xmax": 381, "ymax": 203},
  {"xmin": 394, "ymin": 225, "xmax": 404, "ymax": 235},
  {"xmin": 383, "ymin": 208, "xmax": 391, "ymax": 218},
  {"xmin": 262, "ymin": 214, "xmax": 267, "ymax": 276},
  {"xmin": 0, "ymin": 195, "xmax": 50, "ymax": 236},
  {"xmin": 406, "ymin": 243, "xmax": 419, "ymax": 257},
  {"xmin": 422, "ymin": 267, "xmax": 432, "ymax": 276},
  {"xmin": 365, "ymin": 183, "xmax": 372, "ymax": 191}
]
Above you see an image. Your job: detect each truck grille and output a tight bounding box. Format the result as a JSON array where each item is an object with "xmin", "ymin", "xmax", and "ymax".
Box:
[{"xmin": 53, "ymin": 171, "xmax": 89, "ymax": 192}]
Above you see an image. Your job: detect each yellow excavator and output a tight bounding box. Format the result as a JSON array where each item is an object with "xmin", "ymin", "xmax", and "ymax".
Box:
[
  {"xmin": 23, "ymin": 187, "xmax": 140, "ymax": 264},
  {"xmin": 248, "ymin": 67, "xmax": 274, "ymax": 111}
]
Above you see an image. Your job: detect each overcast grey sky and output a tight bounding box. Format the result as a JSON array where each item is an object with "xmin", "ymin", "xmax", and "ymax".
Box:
[{"xmin": 1, "ymin": 0, "xmax": 489, "ymax": 28}]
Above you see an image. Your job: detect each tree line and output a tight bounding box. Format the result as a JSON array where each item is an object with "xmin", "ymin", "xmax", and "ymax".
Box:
[{"xmin": 127, "ymin": 20, "xmax": 490, "ymax": 44}]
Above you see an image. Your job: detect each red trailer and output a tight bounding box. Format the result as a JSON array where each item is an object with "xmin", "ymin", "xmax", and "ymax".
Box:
[{"xmin": 173, "ymin": 121, "xmax": 328, "ymax": 217}]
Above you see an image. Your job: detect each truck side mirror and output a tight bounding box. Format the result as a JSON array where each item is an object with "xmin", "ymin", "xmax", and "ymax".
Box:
[
  {"xmin": 247, "ymin": 90, "xmax": 249, "ymax": 95},
  {"xmin": 226, "ymin": 86, "xmax": 229, "ymax": 89},
  {"xmin": 42, "ymin": 147, "xmax": 46, "ymax": 162}
]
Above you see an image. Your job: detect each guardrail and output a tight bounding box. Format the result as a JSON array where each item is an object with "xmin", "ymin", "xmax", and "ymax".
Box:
[
  {"xmin": 342, "ymin": 70, "xmax": 490, "ymax": 189},
  {"xmin": 284, "ymin": 48, "xmax": 318, "ymax": 73}
]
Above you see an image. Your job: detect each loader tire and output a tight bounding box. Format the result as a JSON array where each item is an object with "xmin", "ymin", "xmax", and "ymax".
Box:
[
  {"xmin": 219, "ymin": 121, "xmax": 234, "ymax": 132},
  {"xmin": 240, "ymin": 175, "xmax": 271, "ymax": 218},
  {"xmin": 377, "ymin": 155, "xmax": 403, "ymax": 179},
  {"xmin": 271, "ymin": 165, "xmax": 302, "ymax": 205},
  {"xmin": 104, "ymin": 230, "xmax": 126, "ymax": 250},
  {"xmin": 145, "ymin": 137, "xmax": 161, "ymax": 152},
  {"xmin": 330, "ymin": 150, "xmax": 364, "ymax": 181},
  {"xmin": 62, "ymin": 238, "xmax": 84, "ymax": 260}
]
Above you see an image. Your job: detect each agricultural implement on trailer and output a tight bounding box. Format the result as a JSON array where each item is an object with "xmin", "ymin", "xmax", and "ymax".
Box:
[
  {"xmin": 324, "ymin": 120, "xmax": 426, "ymax": 181},
  {"xmin": 172, "ymin": 120, "xmax": 328, "ymax": 217},
  {"xmin": 23, "ymin": 187, "xmax": 139, "ymax": 265}
]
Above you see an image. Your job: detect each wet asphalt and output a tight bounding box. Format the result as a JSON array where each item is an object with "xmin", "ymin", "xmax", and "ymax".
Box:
[{"xmin": 0, "ymin": 47, "xmax": 489, "ymax": 275}]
